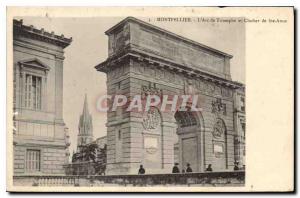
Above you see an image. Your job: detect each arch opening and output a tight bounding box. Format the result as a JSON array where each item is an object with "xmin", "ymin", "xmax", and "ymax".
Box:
[{"xmin": 174, "ymin": 110, "xmax": 203, "ymax": 173}]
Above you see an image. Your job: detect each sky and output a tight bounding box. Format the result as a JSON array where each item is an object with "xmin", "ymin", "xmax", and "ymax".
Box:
[{"xmin": 18, "ymin": 17, "xmax": 245, "ymax": 153}]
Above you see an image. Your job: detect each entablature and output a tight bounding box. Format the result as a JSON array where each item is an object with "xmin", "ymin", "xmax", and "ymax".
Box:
[{"xmin": 96, "ymin": 49, "xmax": 243, "ymax": 90}]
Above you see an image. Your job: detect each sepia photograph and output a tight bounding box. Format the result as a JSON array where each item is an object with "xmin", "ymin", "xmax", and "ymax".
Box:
[{"xmin": 6, "ymin": 7, "xmax": 293, "ymax": 192}]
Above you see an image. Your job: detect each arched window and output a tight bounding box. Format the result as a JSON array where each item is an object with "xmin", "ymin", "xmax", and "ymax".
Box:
[{"xmin": 174, "ymin": 111, "xmax": 197, "ymax": 128}]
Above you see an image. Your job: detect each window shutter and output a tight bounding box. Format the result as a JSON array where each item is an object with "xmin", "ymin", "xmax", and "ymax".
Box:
[
  {"xmin": 26, "ymin": 150, "xmax": 41, "ymax": 172},
  {"xmin": 36, "ymin": 77, "xmax": 41, "ymax": 109}
]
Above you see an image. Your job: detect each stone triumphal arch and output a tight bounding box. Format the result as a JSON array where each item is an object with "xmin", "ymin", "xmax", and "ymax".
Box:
[{"xmin": 95, "ymin": 17, "xmax": 243, "ymax": 175}]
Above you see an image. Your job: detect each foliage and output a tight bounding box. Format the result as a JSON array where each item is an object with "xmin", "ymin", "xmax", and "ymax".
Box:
[{"xmin": 70, "ymin": 143, "xmax": 107, "ymax": 175}]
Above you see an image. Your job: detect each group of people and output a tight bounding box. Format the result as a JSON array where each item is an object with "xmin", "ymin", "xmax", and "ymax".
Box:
[
  {"xmin": 172, "ymin": 163, "xmax": 214, "ymax": 173},
  {"xmin": 138, "ymin": 163, "xmax": 194, "ymax": 175},
  {"xmin": 138, "ymin": 161, "xmax": 241, "ymax": 174},
  {"xmin": 172, "ymin": 163, "xmax": 193, "ymax": 173}
]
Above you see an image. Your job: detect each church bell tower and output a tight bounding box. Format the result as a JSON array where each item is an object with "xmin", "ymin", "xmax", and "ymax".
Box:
[{"xmin": 77, "ymin": 94, "xmax": 93, "ymax": 151}]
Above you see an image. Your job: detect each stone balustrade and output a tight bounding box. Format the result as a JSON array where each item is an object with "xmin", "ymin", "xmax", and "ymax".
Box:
[
  {"xmin": 13, "ymin": 171, "xmax": 245, "ymax": 187},
  {"xmin": 13, "ymin": 175, "xmax": 80, "ymax": 187},
  {"xmin": 35, "ymin": 176, "xmax": 79, "ymax": 186}
]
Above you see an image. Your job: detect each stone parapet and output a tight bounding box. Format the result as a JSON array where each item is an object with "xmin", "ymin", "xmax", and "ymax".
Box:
[{"xmin": 13, "ymin": 171, "xmax": 245, "ymax": 187}]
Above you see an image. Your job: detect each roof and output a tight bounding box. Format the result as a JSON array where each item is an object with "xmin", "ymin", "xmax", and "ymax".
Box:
[
  {"xmin": 13, "ymin": 19, "xmax": 72, "ymax": 48},
  {"xmin": 105, "ymin": 17, "xmax": 233, "ymax": 58}
]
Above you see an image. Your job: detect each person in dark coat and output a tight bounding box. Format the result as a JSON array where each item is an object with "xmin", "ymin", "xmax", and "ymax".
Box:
[
  {"xmin": 138, "ymin": 164, "xmax": 145, "ymax": 174},
  {"xmin": 234, "ymin": 161, "xmax": 239, "ymax": 171},
  {"xmin": 186, "ymin": 163, "xmax": 193, "ymax": 173},
  {"xmin": 172, "ymin": 163, "xmax": 180, "ymax": 173},
  {"xmin": 206, "ymin": 164, "xmax": 213, "ymax": 172}
]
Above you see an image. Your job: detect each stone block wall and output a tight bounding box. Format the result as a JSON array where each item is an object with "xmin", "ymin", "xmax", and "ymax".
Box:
[
  {"xmin": 14, "ymin": 144, "xmax": 67, "ymax": 175},
  {"xmin": 13, "ymin": 21, "xmax": 71, "ymax": 176},
  {"xmin": 100, "ymin": 17, "xmax": 241, "ymax": 175},
  {"xmin": 105, "ymin": 57, "xmax": 236, "ymax": 174}
]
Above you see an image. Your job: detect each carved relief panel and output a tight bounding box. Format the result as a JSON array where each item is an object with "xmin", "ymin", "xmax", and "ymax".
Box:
[
  {"xmin": 141, "ymin": 82, "xmax": 163, "ymax": 99},
  {"xmin": 142, "ymin": 107, "xmax": 162, "ymax": 169},
  {"xmin": 142, "ymin": 107, "xmax": 161, "ymax": 131},
  {"xmin": 211, "ymin": 98, "xmax": 227, "ymax": 116},
  {"xmin": 186, "ymin": 78, "xmax": 233, "ymax": 99},
  {"xmin": 130, "ymin": 59, "xmax": 183, "ymax": 86},
  {"xmin": 212, "ymin": 118, "xmax": 226, "ymax": 139},
  {"xmin": 211, "ymin": 118, "xmax": 227, "ymax": 159}
]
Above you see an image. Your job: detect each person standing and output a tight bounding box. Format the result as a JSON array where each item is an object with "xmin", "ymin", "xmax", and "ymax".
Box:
[
  {"xmin": 172, "ymin": 163, "xmax": 180, "ymax": 173},
  {"xmin": 186, "ymin": 163, "xmax": 193, "ymax": 173},
  {"xmin": 206, "ymin": 164, "xmax": 213, "ymax": 172},
  {"xmin": 234, "ymin": 161, "xmax": 240, "ymax": 171},
  {"xmin": 138, "ymin": 164, "xmax": 145, "ymax": 174}
]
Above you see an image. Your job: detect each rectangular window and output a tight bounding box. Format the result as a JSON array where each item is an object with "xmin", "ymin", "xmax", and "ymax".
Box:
[
  {"xmin": 241, "ymin": 123, "xmax": 245, "ymax": 132},
  {"xmin": 241, "ymin": 97, "xmax": 245, "ymax": 112},
  {"xmin": 118, "ymin": 130, "xmax": 121, "ymax": 140},
  {"xmin": 13, "ymin": 66, "xmax": 16, "ymax": 108},
  {"xmin": 26, "ymin": 149, "xmax": 41, "ymax": 172},
  {"xmin": 25, "ymin": 74, "xmax": 41, "ymax": 110},
  {"xmin": 241, "ymin": 122, "xmax": 245, "ymax": 141},
  {"xmin": 116, "ymin": 129, "xmax": 122, "ymax": 162},
  {"xmin": 116, "ymin": 81, "xmax": 121, "ymax": 90}
]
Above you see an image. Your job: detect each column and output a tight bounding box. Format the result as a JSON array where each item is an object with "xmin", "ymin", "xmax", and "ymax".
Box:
[
  {"xmin": 54, "ymin": 56, "xmax": 64, "ymax": 123},
  {"xmin": 161, "ymin": 121, "xmax": 177, "ymax": 172}
]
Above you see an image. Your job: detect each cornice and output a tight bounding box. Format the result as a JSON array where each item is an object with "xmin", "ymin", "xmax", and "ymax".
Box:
[
  {"xmin": 14, "ymin": 39, "xmax": 65, "ymax": 59},
  {"xmin": 13, "ymin": 19, "xmax": 72, "ymax": 49},
  {"xmin": 95, "ymin": 48, "xmax": 244, "ymax": 89},
  {"xmin": 13, "ymin": 136, "xmax": 66, "ymax": 147},
  {"xmin": 105, "ymin": 17, "xmax": 233, "ymax": 59}
]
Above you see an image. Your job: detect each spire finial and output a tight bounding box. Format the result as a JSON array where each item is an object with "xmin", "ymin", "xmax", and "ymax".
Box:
[{"xmin": 83, "ymin": 93, "xmax": 89, "ymax": 115}]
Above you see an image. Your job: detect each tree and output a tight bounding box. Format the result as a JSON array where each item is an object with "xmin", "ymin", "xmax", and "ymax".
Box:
[
  {"xmin": 82, "ymin": 143, "xmax": 98, "ymax": 162},
  {"xmin": 94, "ymin": 144, "xmax": 107, "ymax": 175},
  {"xmin": 69, "ymin": 143, "xmax": 107, "ymax": 175}
]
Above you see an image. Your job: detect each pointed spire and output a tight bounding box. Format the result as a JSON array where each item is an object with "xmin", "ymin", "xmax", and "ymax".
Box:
[
  {"xmin": 77, "ymin": 93, "xmax": 93, "ymax": 148},
  {"xmin": 82, "ymin": 93, "xmax": 89, "ymax": 117},
  {"xmin": 78, "ymin": 93, "xmax": 93, "ymax": 134}
]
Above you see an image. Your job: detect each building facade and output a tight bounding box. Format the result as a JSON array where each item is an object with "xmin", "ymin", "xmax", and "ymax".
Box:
[
  {"xmin": 95, "ymin": 17, "xmax": 245, "ymax": 175},
  {"xmin": 234, "ymin": 86, "xmax": 245, "ymax": 167},
  {"xmin": 13, "ymin": 19, "xmax": 72, "ymax": 175}
]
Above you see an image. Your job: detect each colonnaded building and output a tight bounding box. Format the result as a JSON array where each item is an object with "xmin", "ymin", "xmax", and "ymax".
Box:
[
  {"xmin": 95, "ymin": 17, "xmax": 245, "ymax": 175},
  {"xmin": 13, "ymin": 19, "xmax": 72, "ymax": 176}
]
